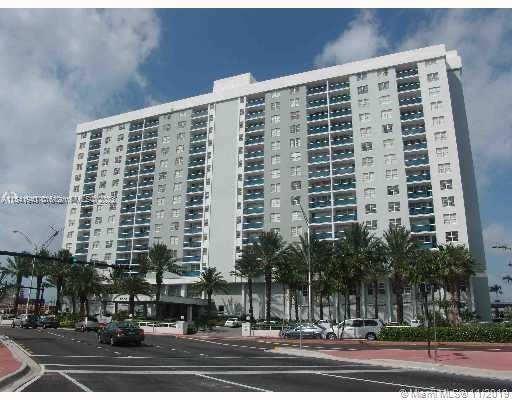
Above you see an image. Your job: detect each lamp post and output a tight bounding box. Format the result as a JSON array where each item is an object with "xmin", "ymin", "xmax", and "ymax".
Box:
[
  {"xmin": 293, "ymin": 196, "xmax": 312, "ymax": 324},
  {"xmin": 12, "ymin": 230, "xmax": 39, "ymax": 315}
]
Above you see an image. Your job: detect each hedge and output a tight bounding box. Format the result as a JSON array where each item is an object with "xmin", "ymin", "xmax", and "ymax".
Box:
[{"xmin": 378, "ymin": 325, "xmax": 512, "ymax": 343}]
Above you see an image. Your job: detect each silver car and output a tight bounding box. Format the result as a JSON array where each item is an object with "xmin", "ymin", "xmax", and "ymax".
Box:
[
  {"xmin": 322, "ymin": 318, "xmax": 385, "ymax": 340},
  {"xmin": 280, "ymin": 323, "xmax": 325, "ymax": 339},
  {"xmin": 75, "ymin": 316, "xmax": 99, "ymax": 332}
]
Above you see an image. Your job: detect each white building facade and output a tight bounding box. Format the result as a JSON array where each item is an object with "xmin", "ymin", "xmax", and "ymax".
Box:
[{"xmin": 62, "ymin": 45, "xmax": 491, "ymax": 321}]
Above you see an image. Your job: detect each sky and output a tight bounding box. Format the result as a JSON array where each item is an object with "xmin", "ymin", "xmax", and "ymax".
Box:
[{"xmin": 0, "ymin": 8, "xmax": 511, "ymax": 301}]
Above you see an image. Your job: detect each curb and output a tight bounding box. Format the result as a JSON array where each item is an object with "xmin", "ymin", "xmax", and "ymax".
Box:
[
  {"xmin": 271, "ymin": 347, "xmax": 512, "ymax": 382},
  {"xmin": 0, "ymin": 336, "xmax": 42, "ymax": 392}
]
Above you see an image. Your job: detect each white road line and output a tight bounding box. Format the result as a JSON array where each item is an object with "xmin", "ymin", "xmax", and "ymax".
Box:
[
  {"xmin": 58, "ymin": 371, "xmax": 92, "ymax": 392},
  {"xmin": 195, "ymin": 373, "xmax": 270, "ymax": 392},
  {"xmin": 315, "ymin": 372, "xmax": 439, "ymax": 391},
  {"xmin": 42, "ymin": 364, "xmax": 346, "ymax": 368},
  {"xmin": 15, "ymin": 365, "xmax": 46, "ymax": 392}
]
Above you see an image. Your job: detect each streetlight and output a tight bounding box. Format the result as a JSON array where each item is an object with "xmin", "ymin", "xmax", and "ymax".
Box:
[
  {"xmin": 12, "ymin": 230, "xmax": 39, "ymax": 315},
  {"xmin": 292, "ymin": 196, "xmax": 312, "ymax": 324}
]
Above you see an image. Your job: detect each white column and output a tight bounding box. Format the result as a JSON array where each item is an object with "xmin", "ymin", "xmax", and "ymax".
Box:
[{"xmin": 180, "ymin": 285, "xmax": 187, "ymax": 298}]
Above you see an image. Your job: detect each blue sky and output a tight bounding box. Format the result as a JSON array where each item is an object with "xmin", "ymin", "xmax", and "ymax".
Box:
[{"xmin": 0, "ymin": 9, "xmax": 511, "ymax": 302}]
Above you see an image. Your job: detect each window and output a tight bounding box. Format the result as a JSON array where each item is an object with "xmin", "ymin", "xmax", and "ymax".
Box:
[
  {"xmin": 271, "ymin": 102, "xmax": 280, "ymax": 111},
  {"xmin": 291, "ymin": 211, "xmax": 302, "ymax": 221},
  {"xmin": 290, "ymin": 138, "xmax": 301, "ymax": 148},
  {"xmin": 365, "ymin": 204, "xmax": 377, "ymax": 214},
  {"xmin": 271, "ymin": 155, "xmax": 280, "ymax": 165},
  {"xmin": 388, "ymin": 202, "xmax": 400, "ymax": 212},
  {"xmin": 176, "ymin": 144, "xmax": 184, "ymax": 153},
  {"xmin": 68, "ymin": 220, "xmax": 75, "ymax": 227},
  {"xmin": 172, "ymin": 195, "xmax": 182, "ymax": 204},
  {"xmin": 70, "ymin": 208, "xmax": 77, "ymax": 215},
  {"xmin": 387, "ymin": 185, "xmax": 399, "ymax": 195},
  {"xmin": 291, "ymin": 226, "xmax": 303, "ymax": 238},
  {"xmin": 271, "ymin": 127, "xmax": 281, "ymax": 137},
  {"xmin": 73, "ymin": 185, "xmax": 80, "ymax": 193},
  {"xmin": 365, "ymin": 220, "xmax": 378, "ymax": 230},
  {"xmin": 382, "ymin": 124, "xmax": 393, "ymax": 134},
  {"xmin": 175, "ymin": 157, "xmax": 183, "ymax": 166},
  {"xmin": 361, "ymin": 142, "xmax": 373, "ymax": 152},
  {"xmin": 67, "ymin": 231, "xmax": 73, "ymax": 238},
  {"xmin": 427, "ymin": 72, "xmax": 439, "ymax": 82},
  {"xmin": 291, "ymin": 196, "xmax": 301, "ymax": 206},
  {"xmin": 156, "ymin": 197, "xmax": 165, "ymax": 206},
  {"xmin": 170, "ymin": 236, "xmax": 179, "ymax": 246},
  {"xmin": 270, "ymin": 183, "xmax": 281, "ymax": 193},
  {"xmin": 172, "ymin": 183, "xmax": 181, "ymax": 192},
  {"xmin": 389, "ymin": 218, "xmax": 402, "ymax": 228},
  {"xmin": 443, "ymin": 213, "xmax": 457, "ymax": 225},
  {"xmin": 362, "ymin": 172, "xmax": 375, "ymax": 182},
  {"xmin": 271, "ymin": 141, "xmax": 280, "ymax": 151},
  {"xmin": 271, "ymin": 213, "xmax": 281, "ymax": 223},
  {"xmin": 436, "ymin": 147, "xmax": 449, "ymax": 157},
  {"xmin": 429, "ymin": 86, "xmax": 441, "ymax": 98},
  {"xmin": 290, "ymin": 98, "xmax": 300, "ymax": 107},
  {"xmin": 177, "ymin": 132, "xmax": 185, "ymax": 141},
  {"xmin": 66, "ymin": 243, "xmax": 72, "ymax": 250},
  {"xmin": 117, "ymin": 134, "xmax": 124, "ymax": 141},
  {"xmin": 442, "ymin": 196, "xmax": 455, "ymax": 207},
  {"xmin": 271, "ymin": 198, "xmax": 281, "ymax": 208},
  {"xmin": 291, "ymin": 181, "xmax": 302, "ymax": 191},
  {"xmin": 381, "ymin": 109, "xmax": 392, "ymax": 120},
  {"xmin": 156, "ymin": 210, "xmax": 164, "ymax": 219},
  {"xmin": 362, "ymin": 156, "xmax": 374, "ymax": 167},
  {"xmin": 377, "ymin": 68, "xmax": 388, "ymax": 77},
  {"xmin": 78, "ymin": 153, "xmax": 84, "ymax": 160},
  {"xmin": 171, "ymin": 222, "xmax": 179, "ymax": 231},
  {"xmin": 271, "ymin": 90, "xmax": 280, "ymax": 98},
  {"xmin": 358, "ymin": 98, "xmax": 370, "ymax": 108},
  {"xmin": 426, "ymin": 59, "xmax": 437, "ymax": 67},
  {"xmin": 384, "ymin": 153, "xmax": 396, "ymax": 165},
  {"xmin": 290, "ymin": 152, "xmax": 302, "ymax": 162},
  {"xmin": 446, "ymin": 231, "xmax": 459, "ymax": 242},
  {"xmin": 290, "ymin": 166, "xmax": 302, "ymax": 176},
  {"xmin": 378, "ymin": 81, "xmax": 390, "ymax": 91},
  {"xmin": 177, "ymin": 121, "xmax": 186, "ymax": 128},
  {"xmin": 289, "ymin": 86, "xmax": 300, "ymax": 94},
  {"xmin": 271, "ymin": 169, "xmax": 280, "ymax": 179},
  {"xmin": 107, "ymin": 228, "xmax": 114, "ymax": 235},
  {"xmin": 94, "ymin": 229, "xmax": 101, "ymax": 236},
  {"xmin": 290, "ymin": 111, "xmax": 300, "ymax": 120},
  {"xmin": 434, "ymin": 131, "xmax": 447, "ymax": 141},
  {"xmin": 438, "ymin": 163, "xmax": 452, "ymax": 174},
  {"xmin": 379, "ymin": 95, "xmax": 391, "ymax": 106},
  {"xmin": 360, "ymin": 127, "xmax": 372, "ymax": 139},
  {"xmin": 171, "ymin": 209, "xmax": 180, "ymax": 218},
  {"xmin": 357, "ymin": 85, "xmax": 368, "ymax": 95},
  {"xmin": 290, "ymin": 124, "xmax": 300, "ymax": 134},
  {"xmin": 95, "ymin": 216, "xmax": 102, "ymax": 224},
  {"xmin": 96, "ymin": 204, "xmax": 103, "ymax": 212},
  {"xmin": 364, "ymin": 188, "xmax": 376, "ymax": 200},
  {"xmin": 431, "ymin": 101, "xmax": 443, "ymax": 112},
  {"xmin": 356, "ymin": 72, "xmax": 367, "ymax": 81},
  {"xmin": 433, "ymin": 116, "xmax": 445, "ymax": 127},
  {"xmin": 161, "ymin": 147, "xmax": 169, "ymax": 155},
  {"xmin": 440, "ymin": 179, "xmax": 453, "ymax": 190},
  {"xmin": 359, "ymin": 113, "xmax": 370, "ymax": 122},
  {"xmin": 108, "ymin": 215, "xmax": 115, "ymax": 223},
  {"xmin": 100, "ymin": 170, "xmax": 107, "ymax": 177},
  {"xmin": 383, "ymin": 138, "xmax": 394, "ymax": 149}
]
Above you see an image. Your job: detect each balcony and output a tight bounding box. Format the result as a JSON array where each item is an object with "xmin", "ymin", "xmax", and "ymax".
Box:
[
  {"xmin": 245, "ymin": 123, "xmax": 265, "ymax": 132},
  {"xmin": 134, "ymin": 230, "xmax": 150, "ymax": 238},
  {"xmin": 188, "ymin": 158, "xmax": 205, "ymax": 167},
  {"xmin": 329, "ymin": 81, "xmax": 350, "ymax": 91},
  {"xmin": 244, "ymin": 177, "xmax": 264, "ymax": 187},
  {"xmin": 408, "ymin": 190, "xmax": 432, "ymax": 199},
  {"xmin": 309, "ymin": 200, "xmax": 331, "ymax": 209},
  {"xmin": 246, "ymin": 110, "xmax": 265, "ymax": 120},
  {"xmin": 126, "ymin": 157, "xmax": 140, "ymax": 165},
  {"xmin": 334, "ymin": 197, "xmax": 356, "ymax": 206},
  {"xmin": 409, "ymin": 206, "xmax": 434, "ymax": 216},
  {"xmin": 330, "ymin": 122, "xmax": 352, "ymax": 132},
  {"xmin": 245, "ymin": 163, "xmax": 264, "ymax": 172},
  {"xmin": 308, "ymin": 125, "xmax": 329, "ymax": 135},
  {"xmin": 242, "ymin": 237, "xmax": 260, "ymax": 245},
  {"xmin": 244, "ymin": 191, "xmax": 264, "ymax": 200},
  {"xmin": 89, "ymin": 143, "xmax": 101, "ymax": 150},
  {"xmin": 136, "ymin": 204, "xmax": 152, "ymax": 212},
  {"xmin": 397, "ymin": 81, "xmax": 420, "ymax": 92},
  {"xmin": 76, "ymin": 235, "xmax": 90, "ymax": 242},
  {"xmin": 405, "ymin": 156, "xmax": 429, "ymax": 167},
  {"xmin": 309, "ymin": 154, "xmax": 330, "ymax": 164},
  {"xmin": 130, "ymin": 121, "xmax": 144, "ymax": 131},
  {"xmin": 309, "ymin": 169, "xmax": 330, "ymax": 178},
  {"xmin": 191, "ymin": 109, "xmax": 208, "ymax": 118},
  {"xmin": 309, "ymin": 185, "xmax": 331, "ymax": 193},
  {"xmin": 191, "ymin": 133, "xmax": 207, "ymax": 142},
  {"xmin": 307, "ymin": 85, "xmax": 326, "ymax": 95},
  {"xmin": 400, "ymin": 111, "xmax": 424, "ymax": 121},
  {"xmin": 137, "ymin": 191, "xmax": 153, "ymax": 200},
  {"xmin": 124, "ymin": 169, "xmax": 138, "ymax": 177},
  {"xmin": 330, "ymin": 108, "xmax": 351, "ymax": 118},
  {"xmin": 403, "ymin": 141, "xmax": 428, "ymax": 152},
  {"xmin": 396, "ymin": 68, "xmax": 418, "ymax": 79},
  {"xmin": 138, "ymin": 179, "xmax": 154, "ymax": 187},
  {"xmin": 187, "ymin": 172, "xmax": 205, "ymax": 181},
  {"xmin": 184, "ymin": 227, "xmax": 203, "ymax": 235},
  {"xmin": 307, "ymin": 111, "xmax": 328, "ymax": 122},
  {"xmin": 85, "ymin": 164, "xmax": 98, "ymax": 172},
  {"xmin": 90, "ymin": 130, "xmax": 102, "ymax": 140},
  {"xmin": 243, "ymin": 206, "xmax": 264, "ymax": 215},
  {"xmin": 243, "ymin": 221, "xmax": 264, "ymax": 230},
  {"xmin": 122, "ymin": 193, "xmax": 137, "ymax": 202},
  {"xmin": 189, "ymin": 146, "xmax": 206, "ymax": 155},
  {"xmin": 308, "ymin": 139, "xmax": 329, "ymax": 149},
  {"xmin": 411, "ymin": 224, "xmax": 436, "ymax": 233},
  {"xmin": 120, "ymin": 218, "xmax": 134, "ymax": 226},
  {"xmin": 129, "ymin": 134, "xmax": 142, "ymax": 142},
  {"xmin": 333, "ymin": 182, "xmax": 356, "ymax": 191},
  {"xmin": 406, "ymin": 173, "xmax": 431, "ymax": 183},
  {"xmin": 334, "ymin": 213, "xmax": 357, "ymax": 222},
  {"xmin": 78, "ymin": 223, "xmax": 91, "ymax": 230},
  {"xmin": 402, "ymin": 125, "xmax": 426, "ymax": 136},
  {"xmin": 84, "ymin": 176, "xmax": 96, "ymax": 184},
  {"xmin": 183, "ymin": 241, "xmax": 202, "ymax": 248},
  {"xmin": 185, "ymin": 198, "xmax": 203, "ymax": 207},
  {"xmin": 182, "ymin": 255, "xmax": 201, "ymax": 263},
  {"xmin": 87, "ymin": 154, "xmax": 99, "ymax": 162},
  {"xmin": 245, "ymin": 150, "xmax": 264, "ymax": 159},
  {"xmin": 332, "ymin": 151, "xmax": 354, "ymax": 161},
  {"xmin": 330, "ymin": 94, "xmax": 351, "ymax": 104},
  {"xmin": 245, "ymin": 136, "xmax": 264, "ymax": 146},
  {"xmin": 307, "ymin": 98, "xmax": 327, "ymax": 109},
  {"xmin": 144, "ymin": 131, "xmax": 158, "ymax": 140},
  {"xmin": 140, "ymin": 166, "xmax": 155, "ymax": 175},
  {"xmin": 399, "ymin": 96, "xmax": 422, "ymax": 106},
  {"xmin": 191, "ymin": 121, "xmax": 207, "ymax": 131},
  {"xmin": 123, "ymin": 182, "xmax": 137, "ymax": 190},
  {"xmin": 134, "ymin": 218, "xmax": 150, "ymax": 225},
  {"xmin": 121, "ymin": 206, "xmax": 136, "ymax": 214},
  {"xmin": 331, "ymin": 137, "xmax": 353, "ymax": 147},
  {"xmin": 141, "ymin": 155, "xmax": 156, "ymax": 163},
  {"xmin": 142, "ymin": 143, "xmax": 157, "ymax": 152},
  {"xmin": 246, "ymin": 97, "xmax": 265, "ymax": 107},
  {"xmin": 312, "ymin": 231, "xmax": 332, "ymax": 240},
  {"xmin": 185, "ymin": 213, "xmax": 203, "ymax": 221},
  {"xmin": 332, "ymin": 166, "xmax": 355, "ymax": 176},
  {"xmin": 187, "ymin": 186, "xmax": 204, "ymax": 193}
]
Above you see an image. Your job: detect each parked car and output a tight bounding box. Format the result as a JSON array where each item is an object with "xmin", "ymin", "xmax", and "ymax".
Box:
[
  {"xmin": 37, "ymin": 315, "xmax": 60, "ymax": 329},
  {"xmin": 224, "ymin": 318, "xmax": 242, "ymax": 328},
  {"xmin": 410, "ymin": 319, "xmax": 423, "ymax": 328},
  {"xmin": 12, "ymin": 314, "xmax": 39, "ymax": 329},
  {"xmin": 280, "ymin": 323, "xmax": 325, "ymax": 339},
  {"xmin": 75, "ymin": 316, "xmax": 99, "ymax": 332},
  {"xmin": 97, "ymin": 321, "xmax": 144, "ymax": 346},
  {"xmin": 323, "ymin": 318, "xmax": 385, "ymax": 340}
]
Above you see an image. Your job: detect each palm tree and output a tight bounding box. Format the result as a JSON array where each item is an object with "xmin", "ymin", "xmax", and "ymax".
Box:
[
  {"xmin": 70, "ymin": 264, "xmax": 105, "ymax": 316},
  {"xmin": 136, "ymin": 243, "xmax": 179, "ymax": 320},
  {"xmin": 110, "ymin": 267, "xmax": 153, "ymax": 317},
  {"xmin": 489, "ymin": 283, "xmax": 503, "ymax": 319},
  {"xmin": 365, "ymin": 238, "xmax": 388, "ymax": 319},
  {"xmin": 252, "ymin": 231, "xmax": 286, "ymax": 323},
  {"xmin": 33, "ymin": 248, "xmax": 51, "ymax": 315},
  {"xmin": 46, "ymin": 249, "xmax": 73, "ymax": 317},
  {"xmin": 437, "ymin": 244, "xmax": 477, "ymax": 326},
  {"xmin": 4, "ymin": 255, "xmax": 30, "ymax": 314},
  {"xmin": 503, "ymin": 275, "xmax": 512, "ymax": 285},
  {"xmin": 232, "ymin": 246, "xmax": 262, "ymax": 323},
  {"xmin": 0, "ymin": 263, "xmax": 13, "ymax": 303},
  {"xmin": 193, "ymin": 267, "xmax": 229, "ymax": 320},
  {"xmin": 383, "ymin": 225, "xmax": 416, "ymax": 324},
  {"xmin": 331, "ymin": 237, "xmax": 357, "ymax": 323}
]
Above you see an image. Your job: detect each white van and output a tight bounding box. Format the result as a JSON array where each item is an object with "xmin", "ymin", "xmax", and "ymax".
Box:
[{"xmin": 322, "ymin": 318, "xmax": 385, "ymax": 340}]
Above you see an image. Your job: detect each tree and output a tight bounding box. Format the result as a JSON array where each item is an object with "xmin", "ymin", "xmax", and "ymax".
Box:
[
  {"xmin": 110, "ymin": 267, "xmax": 153, "ymax": 317},
  {"xmin": 3, "ymin": 255, "xmax": 30, "ymax": 314},
  {"xmin": 383, "ymin": 225, "xmax": 416, "ymax": 324},
  {"xmin": 364, "ymin": 238, "xmax": 388, "ymax": 319},
  {"xmin": 33, "ymin": 248, "xmax": 51, "ymax": 315},
  {"xmin": 136, "ymin": 243, "xmax": 179, "ymax": 320},
  {"xmin": 252, "ymin": 231, "xmax": 286, "ymax": 323},
  {"xmin": 0, "ymin": 263, "xmax": 13, "ymax": 303},
  {"xmin": 69, "ymin": 264, "xmax": 105, "ymax": 316},
  {"xmin": 46, "ymin": 249, "xmax": 73, "ymax": 317},
  {"xmin": 232, "ymin": 246, "xmax": 262, "ymax": 323},
  {"xmin": 193, "ymin": 267, "xmax": 229, "ymax": 321},
  {"xmin": 331, "ymin": 237, "xmax": 357, "ymax": 324}
]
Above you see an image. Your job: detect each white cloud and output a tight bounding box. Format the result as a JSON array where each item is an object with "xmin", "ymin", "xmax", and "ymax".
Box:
[
  {"xmin": 314, "ymin": 10, "xmax": 388, "ymax": 67},
  {"xmin": 0, "ymin": 9, "xmax": 160, "ymax": 253}
]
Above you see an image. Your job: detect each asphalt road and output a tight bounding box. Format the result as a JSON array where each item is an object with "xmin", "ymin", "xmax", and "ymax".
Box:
[{"xmin": 1, "ymin": 326, "xmax": 511, "ymax": 392}]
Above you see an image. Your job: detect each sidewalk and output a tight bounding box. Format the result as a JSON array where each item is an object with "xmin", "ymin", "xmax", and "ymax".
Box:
[{"xmin": 0, "ymin": 343, "xmax": 22, "ymax": 382}]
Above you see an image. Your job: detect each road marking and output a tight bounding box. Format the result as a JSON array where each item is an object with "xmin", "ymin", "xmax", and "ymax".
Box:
[
  {"xmin": 42, "ymin": 364, "xmax": 349, "ymax": 369},
  {"xmin": 33, "ymin": 355, "xmax": 106, "ymax": 358},
  {"xmin": 58, "ymin": 372, "xmax": 92, "ymax": 392},
  {"xmin": 315, "ymin": 372, "xmax": 439, "ymax": 391},
  {"xmin": 195, "ymin": 373, "xmax": 270, "ymax": 392},
  {"xmin": 113, "ymin": 351, "xmax": 121, "ymax": 355},
  {"xmin": 230, "ymin": 344, "xmax": 239, "ymax": 347}
]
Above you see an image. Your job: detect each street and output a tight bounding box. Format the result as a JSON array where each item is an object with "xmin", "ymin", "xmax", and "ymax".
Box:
[{"xmin": 1, "ymin": 326, "xmax": 511, "ymax": 392}]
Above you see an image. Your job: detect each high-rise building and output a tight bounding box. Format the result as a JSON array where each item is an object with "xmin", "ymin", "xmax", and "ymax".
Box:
[{"xmin": 63, "ymin": 44, "xmax": 490, "ymax": 321}]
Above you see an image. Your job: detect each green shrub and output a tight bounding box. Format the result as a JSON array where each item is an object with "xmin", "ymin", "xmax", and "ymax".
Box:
[{"xmin": 378, "ymin": 325, "xmax": 512, "ymax": 343}]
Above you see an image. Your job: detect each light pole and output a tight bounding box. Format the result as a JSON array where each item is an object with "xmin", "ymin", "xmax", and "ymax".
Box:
[
  {"xmin": 293, "ymin": 196, "xmax": 312, "ymax": 324},
  {"xmin": 12, "ymin": 230, "xmax": 39, "ymax": 315}
]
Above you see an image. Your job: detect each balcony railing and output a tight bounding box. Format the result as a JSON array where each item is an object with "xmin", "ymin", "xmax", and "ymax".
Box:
[
  {"xmin": 411, "ymin": 224, "xmax": 436, "ymax": 233},
  {"xmin": 185, "ymin": 213, "xmax": 203, "ymax": 220},
  {"xmin": 309, "ymin": 154, "xmax": 330, "ymax": 163},
  {"xmin": 311, "ymin": 215, "xmax": 331, "ymax": 224},
  {"xmin": 309, "ymin": 185, "xmax": 331, "ymax": 193},
  {"xmin": 409, "ymin": 206, "xmax": 434, "ymax": 215},
  {"xmin": 329, "ymin": 81, "xmax": 350, "ymax": 91},
  {"xmin": 308, "ymin": 125, "xmax": 329, "ymax": 135},
  {"xmin": 330, "ymin": 108, "xmax": 351, "ymax": 118},
  {"xmin": 307, "ymin": 112, "xmax": 328, "ymax": 122},
  {"xmin": 330, "ymin": 122, "xmax": 352, "ymax": 132},
  {"xmin": 403, "ymin": 142, "xmax": 428, "ymax": 151},
  {"xmin": 330, "ymin": 94, "xmax": 351, "ymax": 104},
  {"xmin": 308, "ymin": 140, "xmax": 329, "ymax": 149},
  {"xmin": 405, "ymin": 156, "xmax": 429, "ymax": 167},
  {"xmin": 399, "ymin": 96, "xmax": 422, "ymax": 106},
  {"xmin": 245, "ymin": 123, "xmax": 265, "ymax": 132},
  {"xmin": 331, "ymin": 137, "xmax": 353, "ymax": 147},
  {"xmin": 401, "ymin": 111, "xmax": 424, "ymax": 121},
  {"xmin": 402, "ymin": 125, "xmax": 426, "ymax": 136},
  {"xmin": 307, "ymin": 85, "xmax": 326, "ymax": 95},
  {"xmin": 334, "ymin": 213, "xmax": 357, "ymax": 222},
  {"xmin": 245, "ymin": 163, "xmax": 264, "ymax": 172},
  {"xmin": 309, "ymin": 201, "xmax": 331, "ymax": 209},
  {"xmin": 245, "ymin": 150, "xmax": 264, "ymax": 159},
  {"xmin": 246, "ymin": 98, "xmax": 265, "ymax": 107},
  {"xmin": 244, "ymin": 178, "xmax": 264, "ymax": 187},
  {"xmin": 333, "ymin": 182, "xmax": 356, "ymax": 191},
  {"xmin": 332, "ymin": 166, "xmax": 355, "ymax": 176},
  {"xmin": 406, "ymin": 173, "xmax": 431, "ymax": 183},
  {"xmin": 397, "ymin": 81, "xmax": 420, "ymax": 92},
  {"xmin": 312, "ymin": 231, "xmax": 332, "ymax": 240},
  {"xmin": 243, "ymin": 206, "xmax": 264, "ymax": 214},
  {"xmin": 243, "ymin": 221, "xmax": 264, "ymax": 229},
  {"xmin": 245, "ymin": 136, "xmax": 264, "ymax": 146},
  {"xmin": 396, "ymin": 68, "xmax": 418, "ymax": 78},
  {"xmin": 332, "ymin": 151, "xmax": 354, "ymax": 161},
  {"xmin": 334, "ymin": 197, "xmax": 356, "ymax": 206},
  {"xmin": 244, "ymin": 192, "xmax": 264, "ymax": 200},
  {"xmin": 189, "ymin": 146, "xmax": 206, "ymax": 155},
  {"xmin": 246, "ymin": 111, "xmax": 265, "ymax": 120},
  {"xmin": 191, "ymin": 133, "xmax": 207, "ymax": 142},
  {"xmin": 309, "ymin": 169, "xmax": 330, "ymax": 178},
  {"xmin": 130, "ymin": 122, "xmax": 144, "ymax": 131},
  {"xmin": 307, "ymin": 98, "xmax": 327, "ymax": 108},
  {"xmin": 187, "ymin": 186, "xmax": 204, "ymax": 193}
]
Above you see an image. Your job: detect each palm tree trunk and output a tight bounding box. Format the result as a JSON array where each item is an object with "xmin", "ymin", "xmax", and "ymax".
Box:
[
  {"xmin": 14, "ymin": 273, "xmax": 23, "ymax": 314},
  {"xmin": 282, "ymin": 283, "xmax": 286, "ymax": 323},
  {"xmin": 319, "ymin": 294, "xmax": 324, "ymax": 320},
  {"xmin": 155, "ymin": 282, "xmax": 162, "ymax": 320},
  {"xmin": 35, "ymin": 276, "xmax": 43, "ymax": 315},
  {"xmin": 421, "ymin": 284, "xmax": 430, "ymax": 327},
  {"xmin": 288, "ymin": 287, "xmax": 292, "ymax": 321},
  {"xmin": 373, "ymin": 280, "xmax": 379, "ymax": 319},
  {"xmin": 71, "ymin": 297, "xmax": 76, "ymax": 315},
  {"xmin": 264, "ymin": 268, "xmax": 272, "ymax": 324},
  {"xmin": 129, "ymin": 294, "xmax": 135, "ymax": 316},
  {"xmin": 248, "ymin": 277, "xmax": 254, "ymax": 323},
  {"xmin": 355, "ymin": 284, "xmax": 361, "ymax": 318},
  {"xmin": 396, "ymin": 291, "xmax": 404, "ymax": 324},
  {"xmin": 207, "ymin": 290, "xmax": 212, "ymax": 321},
  {"xmin": 294, "ymin": 291, "xmax": 299, "ymax": 321}
]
